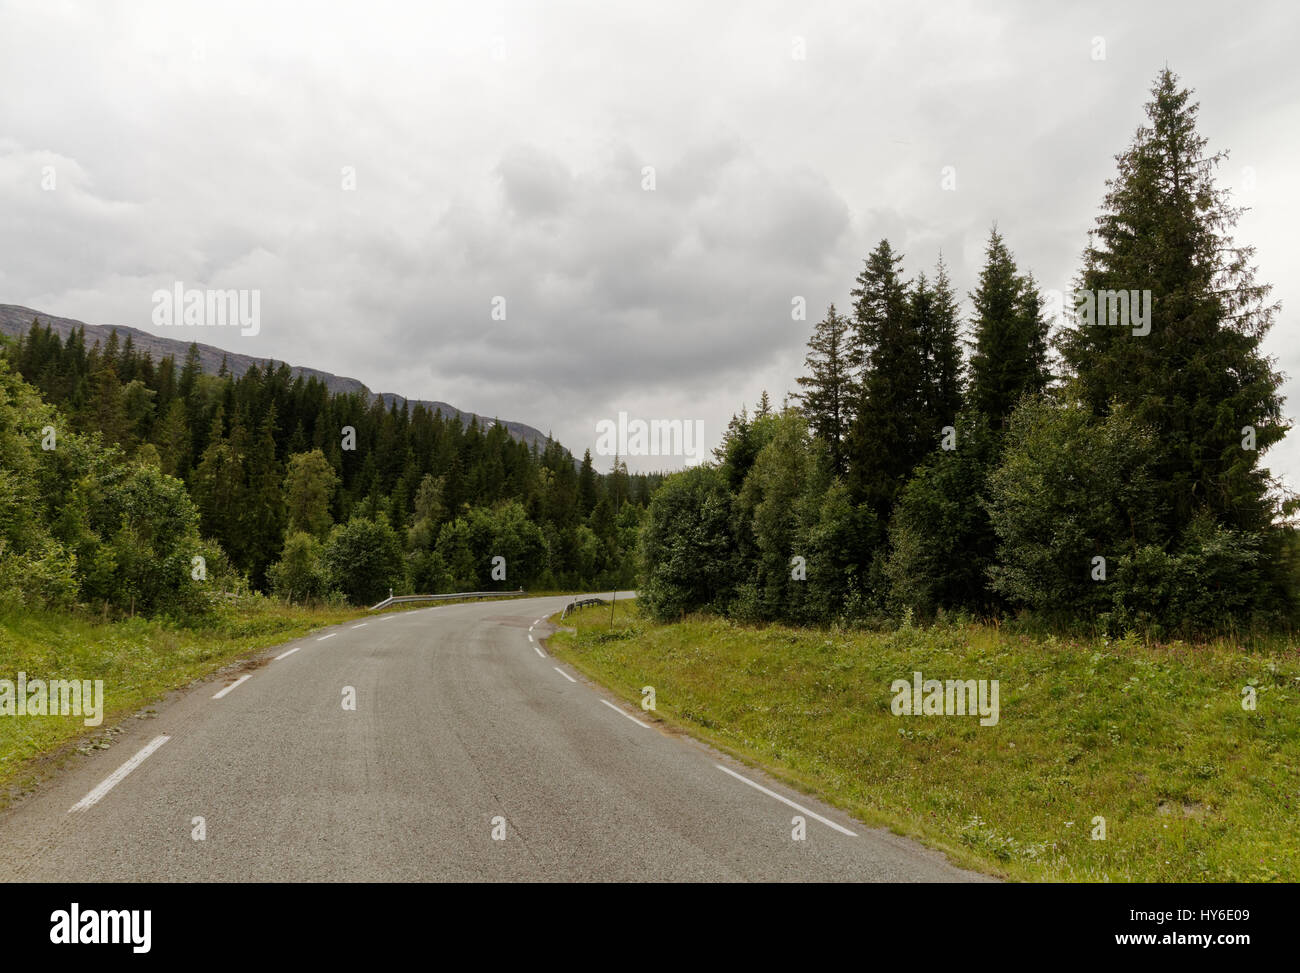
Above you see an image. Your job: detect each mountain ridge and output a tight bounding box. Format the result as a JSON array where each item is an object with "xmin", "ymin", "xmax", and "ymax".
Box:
[{"xmin": 0, "ymin": 304, "xmax": 554, "ymax": 451}]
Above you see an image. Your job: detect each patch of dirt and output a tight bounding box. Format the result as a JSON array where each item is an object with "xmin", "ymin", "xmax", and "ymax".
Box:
[
  {"xmin": 1157, "ymin": 801, "xmax": 1207, "ymax": 818},
  {"xmin": 0, "ymin": 705, "xmax": 161, "ymax": 814}
]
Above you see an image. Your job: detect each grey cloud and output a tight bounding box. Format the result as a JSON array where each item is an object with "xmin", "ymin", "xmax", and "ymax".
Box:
[
  {"xmin": 495, "ymin": 145, "xmax": 574, "ymax": 219},
  {"xmin": 0, "ymin": 0, "xmax": 1296, "ymax": 480}
]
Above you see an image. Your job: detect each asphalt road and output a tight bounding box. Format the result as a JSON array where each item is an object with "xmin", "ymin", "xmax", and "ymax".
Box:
[{"xmin": 0, "ymin": 595, "xmax": 990, "ymax": 882}]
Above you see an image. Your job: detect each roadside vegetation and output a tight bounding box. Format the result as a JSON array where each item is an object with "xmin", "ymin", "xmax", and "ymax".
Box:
[
  {"xmin": 550, "ymin": 601, "xmax": 1299, "ymax": 881},
  {"xmin": 641, "ymin": 69, "xmax": 1297, "ymax": 640},
  {"xmin": 0, "ymin": 596, "xmax": 365, "ymax": 805}
]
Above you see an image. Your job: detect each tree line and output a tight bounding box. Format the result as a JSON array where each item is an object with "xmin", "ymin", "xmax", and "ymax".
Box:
[
  {"xmin": 2, "ymin": 322, "xmax": 661, "ymax": 613},
  {"xmin": 640, "ymin": 69, "xmax": 1296, "ymax": 637}
]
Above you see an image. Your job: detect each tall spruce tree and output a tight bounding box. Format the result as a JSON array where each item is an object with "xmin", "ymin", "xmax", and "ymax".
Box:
[
  {"xmin": 1058, "ymin": 67, "xmax": 1286, "ymax": 536},
  {"xmin": 577, "ymin": 449, "xmax": 598, "ymax": 517},
  {"xmin": 191, "ymin": 407, "xmax": 245, "ymax": 563},
  {"xmin": 968, "ymin": 227, "xmax": 1051, "ymax": 429},
  {"xmin": 846, "ymin": 239, "xmax": 924, "ymax": 522},
  {"xmin": 794, "ymin": 303, "xmax": 853, "ymax": 477},
  {"xmin": 913, "ymin": 257, "xmax": 965, "ymax": 449},
  {"xmin": 242, "ymin": 405, "xmax": 286, "ymax": 588}
]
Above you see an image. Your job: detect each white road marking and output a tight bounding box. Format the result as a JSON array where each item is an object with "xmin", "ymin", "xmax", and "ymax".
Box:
[
  {"xmin": 529, "ymin": 624, "xmax": 535, "ymax": 632},
  {"xmin": 599, "ymin": 698, "xmax": 649, "ymax": 728},
  {"xmin": 317, "ymin": 633, "xmax": 337, "ymax": 641},
  {"xmin": 714, "ymin": 763, "xmax": 858, "ymax": 837},
  {"xmin": 351, "ymin": 623, "xmax": 367, "ymax": 629},
  {"xmin": 69, "ymin": 735, "xmax": 171, "ymax": 813},
  {"xmin": 528, "ymin": 634, "xmax": 534, "ymax": 642},
  {"xmin": 553, "ymin": 667, "xmax": 576, "ymax": 683},
  {"xmin": 274, "ymin": 646, "xmax": 301, "ymax": 661},
  {"xmin": 533, "ymin": 644, "xmax": 545, "ymax": 657},
  {"xmin": 212, "ymin": 674, "xmax": 253, "ymax": 699}
]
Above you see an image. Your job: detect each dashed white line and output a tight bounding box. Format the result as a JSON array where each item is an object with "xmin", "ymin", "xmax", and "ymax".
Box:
[
  {"xmin": 317, "ymin": 633, "xmax": 337, "ymax": 641},
  {"xmin": 553, "ymin": 667, "xmax": 576, "ymax": 683},
  {"xmin": 274, "ymin": 646, "xmax": 302, "ymax": 661},
  {"xmin": 351, "ymin": 623, "xmax": 367, "ymax": 629},
  {"xmin": 212, "ymin": 673, "xmax": 253, "ymax": 699},
  {"xmin": 714, "ymin": 763, "xmax": 858, "ymax": 837},
  {"xmin": 599, "ymin": 698, "xmax": 650, "ymax": 728},
  {"xmin": 528, "ymin": 634, "xmax": 534, "ymax": 642},
  {"xmin": 69, "ymin": 735, "xmax": 170, "ymax": 813},
  {"xmin": 533, "ymin": 644, "xmax": 545, "ymax": 657}
]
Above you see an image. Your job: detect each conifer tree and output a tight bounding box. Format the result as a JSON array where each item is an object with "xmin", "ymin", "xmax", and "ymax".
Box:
[
  {"xmin": 81, "ymin": 362, "xmax": 129, "ymax": 448},
  {"xmin": 242, "ymin": 406, "xmax": 286, "ymax": 587},
  {"xmin": 913, "ymin": 258, "xmax": 965, "ymax": 449},
  {"xmin": 191, "ymin": 408, "xmax": 245, "ymax": 562},
  {"xmin": 577, "ymin": 449, "xmax": 599, "ymax": 517},
  {"xmin": 794, "ymin": 303, "xmax": 852, "ymax": 477},
  {"xmin": 1058, "ymin": 67, "xmax": 1286, "ymax": 535},
  {"xmin": 846, "ymin": 239, "xmax": 923, "ymax": 521},
  {"xmin": 967, "ymin": 227, "xmax": 1050, "ymax": 430},
  {"xmin": 154, "ymin": 399, "xmax": 191, "ymax": 478}
]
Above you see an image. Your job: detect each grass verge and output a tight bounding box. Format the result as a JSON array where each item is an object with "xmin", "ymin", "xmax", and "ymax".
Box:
[
  {"xmin": 0, "ymin": 597, "xmax": 374, "ymax": 806},
  {"xmin": 547, "ymin": 601, "xmax": 1299, "ymax": 882},
  {"xmin": 0, "ymin": 590, "xmax": 561, "ymax": 807}
]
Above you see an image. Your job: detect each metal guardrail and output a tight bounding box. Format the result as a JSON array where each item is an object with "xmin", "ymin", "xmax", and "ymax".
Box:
[
  {"xmin": 561, "ymin": 596, "xmax": 608, "ymax": 619},
  {"xmin": 368, "ymin": 588, "xmax": 526, "ymax": 612}
]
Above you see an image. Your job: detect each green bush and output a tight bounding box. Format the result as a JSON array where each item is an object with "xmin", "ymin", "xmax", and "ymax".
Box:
[
  {"xmin": 269, "ymin": 531, "xmax": 333, "ymax": 604},
  {"xmin": 1108, "ymin": 512, "xmax": 1267, "ymax": 636},
  {"xmin": 985, "ymin": 397, "xmax": 1163, "ymax": 621},
  {"xmin": 638, "ymin": 464, "xmax": 737, "ymax": 620},
  {"xmin": 885, "ymin": 412, "xmax": 999, "ymax": 618},
  {"xmin": 406, "ymin": 548, "xmax": 451, "ymax": 594},
  {"xmin": 434, "ymin": 500, "xmax": 545, "ymax": 590},
  {"xmin": 1, "ymin": 360, "xmax": 217, "ymax": 618},
  {"xmin": 0, "ymin": 538, "xmax": 78, "ymax": 611},
  {"xmin": 322, "ymin": 515, "xmax": 406, "ymax": 606}
]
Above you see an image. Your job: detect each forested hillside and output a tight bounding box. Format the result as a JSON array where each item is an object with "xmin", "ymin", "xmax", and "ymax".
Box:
[{"xmin": 1, "ymin": 327, "xmax": 658, "ymax": 613}]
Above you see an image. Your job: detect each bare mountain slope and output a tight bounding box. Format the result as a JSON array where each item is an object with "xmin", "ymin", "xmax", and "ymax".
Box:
[{"xmin": 0, "ymin": 304, "xmax": 553, "ymax": 450}]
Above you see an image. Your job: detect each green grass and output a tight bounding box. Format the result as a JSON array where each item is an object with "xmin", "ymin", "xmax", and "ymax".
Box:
[{"xmin": 547, "ymin": 602, "xmax": 1300, "ymax": 882}]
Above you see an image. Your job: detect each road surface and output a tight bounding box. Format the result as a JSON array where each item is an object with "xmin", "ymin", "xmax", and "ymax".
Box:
[{"xmin": 0, "ymin": 595, "xmax": 990, "ymax": 882}]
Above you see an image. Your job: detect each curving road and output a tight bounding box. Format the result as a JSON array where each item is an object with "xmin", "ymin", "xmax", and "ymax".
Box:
[{"xmin": 0, "ymin": 595, "xmax": 989, "ymax": 882}]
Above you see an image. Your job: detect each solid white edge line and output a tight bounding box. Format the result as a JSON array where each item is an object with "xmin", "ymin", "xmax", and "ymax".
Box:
[
  {"xmin": 69, "ymin": 735, "xmax": 171, "ymax": 813},
  {"xmin": 317, "ymin": 633, "xmax": 337, "ymax": 641},
  {"xmin": 212, "ymin": 673, "xmax": 253, "ymax": 699},
  {"xmin": 274, "ymin": 646, "xmax": 301, "ymax": 661},
  {"xmin": 553, "ymin": 666, "xmax": 576, "ymax": 683},
  {"xmin": 599, "ymin": 698, "xmax": 649, "ymax": 728},
  {"xmin": 714, "ymin": 763, "xmax": 858, "ymax": 837},
  {"xmin": 533, "ymin": 644, "xmax": 545, "ymax": 657}
]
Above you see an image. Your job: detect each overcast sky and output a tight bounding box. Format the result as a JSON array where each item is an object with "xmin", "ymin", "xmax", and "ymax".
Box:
[{"xmin": 2, "ymin": 0, "xmax": 1297, "ymax": 486}]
